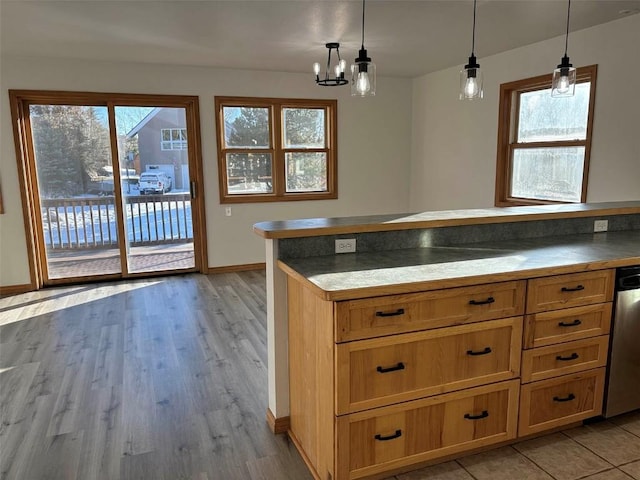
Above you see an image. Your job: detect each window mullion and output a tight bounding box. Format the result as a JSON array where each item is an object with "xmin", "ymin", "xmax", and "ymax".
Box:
[{"xmin": 270, "ymin": 104, "xmax": 281, "ymax": 197}]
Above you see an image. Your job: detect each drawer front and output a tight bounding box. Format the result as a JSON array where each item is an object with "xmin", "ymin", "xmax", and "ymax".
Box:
[
  {"xmin": 518, "ymin": 368, "xmax": 605, "ymax": 437},
  {"xmin": 523, "ymin": 303, "xmax": 613, "ymax": 349},
  {"xmin": 337, "ymin": 380, "xmax": 520, "ymax": 480},
  {"xmin": 521, "ymin": 336, "xmax": 609, "ymax": 383},
  {"xmin": 526, "ymin": 270, "xmax": 614, "ymax": 314},
  {"xmin": 336, "ymin": 317, "xmax": 522, "ymax": 414},
  {"xmin": 335, "ymin": 281, "xmax": 526, "ymax": 342}
]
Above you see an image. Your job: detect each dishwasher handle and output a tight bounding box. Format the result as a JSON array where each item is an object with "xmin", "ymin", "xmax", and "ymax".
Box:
[{"xmin": 618, "ymin": 273, "xmax": 640, "ymax": 291}]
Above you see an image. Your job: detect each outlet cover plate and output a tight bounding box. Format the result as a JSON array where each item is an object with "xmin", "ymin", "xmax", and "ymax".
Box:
[
  {"xmin": 335, "ymin": 238, "xmax": 356, "ymax": 254},
  {"xmin": 594, "ymin": 220, "xmax": 608, "ymax": 232}
]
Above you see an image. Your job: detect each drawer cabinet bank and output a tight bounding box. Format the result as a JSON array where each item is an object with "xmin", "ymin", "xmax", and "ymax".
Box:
[{"xmin": 284, "ymin": 268, "xmax": 614, "ymax": 480}]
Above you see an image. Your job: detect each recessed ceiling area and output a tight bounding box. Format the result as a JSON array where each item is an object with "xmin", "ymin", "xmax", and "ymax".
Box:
[{"xmin": 1, "ymin": 1, "xmax": 639, "ymax": 78}]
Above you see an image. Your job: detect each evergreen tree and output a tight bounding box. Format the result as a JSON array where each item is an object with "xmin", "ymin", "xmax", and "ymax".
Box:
[{"xmin": 30, "ymin": 105, "xmax": 111, "ymax": 197}]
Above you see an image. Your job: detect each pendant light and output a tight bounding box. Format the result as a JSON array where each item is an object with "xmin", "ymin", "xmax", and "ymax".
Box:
[
  {"xmin": 351, "ymin": 0, "xmax": 376, "ymax": 96},
  {"xmin": 460, "ymin": 0, "xmax": 483, "ymax": 100},
  {"xmin": 313, "ymin": 43, "xmax": 348, "ymax": 86},
  {"xmin": 551, "ymin": 0, "xmax": 576, "ymax": 97}
]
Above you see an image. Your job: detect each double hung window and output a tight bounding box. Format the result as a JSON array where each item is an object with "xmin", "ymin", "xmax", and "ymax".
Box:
[
  {"xmin": 495, "ymin": 65, "xmax": 597, "ymax": 206},
  {"xmin": 215, "ymin": 97, "xmax": 337, "ymax": 203}
]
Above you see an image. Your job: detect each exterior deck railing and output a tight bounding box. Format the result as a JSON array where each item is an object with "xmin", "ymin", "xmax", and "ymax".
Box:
[{"xmin": 40, "ymin": 194, "xmax": 193, "ymax": 250}]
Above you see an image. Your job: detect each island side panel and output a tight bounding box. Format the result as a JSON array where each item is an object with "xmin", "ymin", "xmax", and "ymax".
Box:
[
  {"xmin": 266, "ymin": 238, "xmax": 290, "ymax": 427},
  {"xmin": 287, "ymin": 275, "xmax": 336, "ymax": 480}
]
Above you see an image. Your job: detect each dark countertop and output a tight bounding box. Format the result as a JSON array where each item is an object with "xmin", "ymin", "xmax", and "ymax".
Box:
[
  {"xmin": 278, "ymin": 231, "xmax": 640, "ymax": 301},
  {"xmin": 255, "ymin": 201, "xmax": 640, "ymax": 239}
]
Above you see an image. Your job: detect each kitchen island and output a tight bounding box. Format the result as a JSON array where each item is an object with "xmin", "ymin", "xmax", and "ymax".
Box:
[{"xmin": 254, "ymin": 201, "xmax": 640, "ymax": 480}]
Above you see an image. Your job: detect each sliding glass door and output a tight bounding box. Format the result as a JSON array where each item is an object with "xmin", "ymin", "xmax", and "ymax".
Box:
[
  {"xmin": 114, "ymin": 106, "xmax": 195, "ymax": 274},
  {"xmin": 13, "ymin": 91, "xmax": 205, "ymax": 286},
  {"xmin": 29, "ymin": 104, "xmax": 123, "ymax": 279}
]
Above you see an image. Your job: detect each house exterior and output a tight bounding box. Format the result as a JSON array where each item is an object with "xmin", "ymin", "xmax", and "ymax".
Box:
[{"xmin": 127, "ymin": 107, "xmax": 189, "ymax": 190}]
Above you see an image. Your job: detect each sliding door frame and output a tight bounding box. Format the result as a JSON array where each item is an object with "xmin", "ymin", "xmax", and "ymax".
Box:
[{"xmin": 8, "ymin": 90, "xmax": 209, "ymax": 289}]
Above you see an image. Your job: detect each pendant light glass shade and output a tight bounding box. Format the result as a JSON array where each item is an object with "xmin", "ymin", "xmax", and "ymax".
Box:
[
  {"xmin": 551, "ymin": 55, "xmax": 576, "ymax": 97},
  {"xmin": 314, "ymin": 43, "xmax": 348, "ymax": 86},
  {"xmin": 551, "ymin": 0, "xmax": 576, "ymax": 97},
  {"xmin": 460, "ymin": 0, "xmax": 482, "ymax": 100},
  {"xmin": 351, "ymin": 0, "xmax": 376, "ymax": 96},
  {"xmin": 460, "ymin": 55, "xmax": 483, "ymax": 100}
]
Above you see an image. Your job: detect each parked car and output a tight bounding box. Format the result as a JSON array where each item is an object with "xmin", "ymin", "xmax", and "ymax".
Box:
[{"xmin": 139, "ymin": 172, "xmax": 172, "ymax": 194}]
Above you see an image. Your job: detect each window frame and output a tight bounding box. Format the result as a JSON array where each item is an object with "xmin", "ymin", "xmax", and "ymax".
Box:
[
  {"xmin": 495, "ymin": 65, "xmax": 597, "ymax": 207},
  {"xmin": 214, "ymin": 96, "xmax": 338, "ymax": 204}
]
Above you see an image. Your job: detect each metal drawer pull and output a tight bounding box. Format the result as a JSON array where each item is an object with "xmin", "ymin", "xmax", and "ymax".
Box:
[
  {"xmin": 466, "ymin": 347, "xmax": 492, "ymax": 356},
  {"xmin": 558, "ymin": 319, "xmax": 582, "ymax": 327},
  {"xmin": 469, "ymin": 296, "xmax": 495, "ymax": 305},
  {"xmin": 375, "ymin": 429, "xmax": 402, "ymax": 441},
  {"xmin": 553, "ymin": 393, "xmax": 576, "ymax": 402},
  {"xmin": 556, "ymin": 352, "xmax": 579, "ymax": 361},
  {"xmin": 561, "ymin": 285, "xmax": 585, "ymax": 292},
  {"xmin": 464, "ymin": 410, "xmax": 489, "ymax": 420},
  {"xmin": 376, "ymin": 362, "xmax": 405, "ymax": 373},
  {"xmin": 375, "ymin": 308, "xmax": 405, "ymax": 317}
]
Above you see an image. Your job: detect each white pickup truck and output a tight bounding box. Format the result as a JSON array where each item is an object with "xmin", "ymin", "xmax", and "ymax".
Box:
[{"xmin": 139, "ymin": 172, "xmax": 172, "ymax": 195}]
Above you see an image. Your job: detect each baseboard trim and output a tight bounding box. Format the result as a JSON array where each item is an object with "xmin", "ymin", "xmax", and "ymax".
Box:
[
  {"xmin": 208, "ymin": 262, "xmax": 266, "ymax": 274},
  {"xmin": 266, "ymin": 408, "xmax": 290, "ymax": 435},
  {"xmin": 0, "ymin": 283, "xmax": 34, "ymax": 297}
]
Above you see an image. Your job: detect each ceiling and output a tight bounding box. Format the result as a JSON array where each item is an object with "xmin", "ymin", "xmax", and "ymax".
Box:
[{"xmin": 1, "ymin": 1, "xmax": 639, "ymax": 78}]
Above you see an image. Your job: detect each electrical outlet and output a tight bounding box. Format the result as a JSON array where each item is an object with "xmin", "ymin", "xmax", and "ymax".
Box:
[
  {"xmin": 594, "ymin": 219, "xmax": 608, "ymax": 232},
  {"xmin": 225, "ymin": 207, "xmax": 232, "ymax": 217},
  {"xmin": 335, "ymin": 238, "xmax": 356, "ymax": 254}
]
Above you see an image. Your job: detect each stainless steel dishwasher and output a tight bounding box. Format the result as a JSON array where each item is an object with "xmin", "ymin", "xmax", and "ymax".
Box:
[{"xmin": 603, "ymin": 266, "xmax": 640, "ymax": 418}]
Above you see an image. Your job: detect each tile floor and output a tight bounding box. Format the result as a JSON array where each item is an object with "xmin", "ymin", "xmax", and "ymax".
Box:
[{"xmin": 391, "ymin": 411, "xmax": 640, "ymax": 480}]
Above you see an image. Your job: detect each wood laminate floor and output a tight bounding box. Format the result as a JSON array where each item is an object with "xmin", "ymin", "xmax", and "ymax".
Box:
[
  {"xmin": 1, "ymin": 272, "xmax": 639, "ymax": 480},
  {"xmin": 0, "ymin": 272, "xmax": 311, "ymax": 480}
]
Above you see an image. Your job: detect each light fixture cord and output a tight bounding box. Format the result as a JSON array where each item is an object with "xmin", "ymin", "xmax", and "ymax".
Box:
[
  {"xmin": 471, "ymin": 0, "xmax": 477, "ymax": 55},
  {"xmin": 361, "ymin": 0, "xmax": 366, "ymax": 48},
  {"xmin": 564, "ymin": 0, "xmax": 571, "ymax": 56}
]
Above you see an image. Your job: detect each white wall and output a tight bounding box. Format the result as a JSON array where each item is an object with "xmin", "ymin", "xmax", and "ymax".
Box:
[
  {"xmin": 410, "ymin": 14, "xmax": 640, "ymax": 211},
  {"xmin": 0, "ymin": 57, "xmax": 412, "ymax": 287}
]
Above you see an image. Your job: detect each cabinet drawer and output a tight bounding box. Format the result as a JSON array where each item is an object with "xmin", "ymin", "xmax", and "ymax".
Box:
[
  {"xmin": 518, "ymin": 368, "xmax": 605, "ymax": 437},
  {"xmin": 337, "ymin": 380, "xmax": 520, "ymax": 480},
  {"xmin": 336, "ymin": 317, "xmax": 522, "ymax": 414},
  {"xmin": 523, "ymin": 303, "xmax": 612, "ymax": 349},
  {"xmin": 335, "ymin": 281, "xmax": 526, "ymax": 342},
  {"xmin": 521, "ymin": 336, "xmax": 609, "ymax": 383},
  {"xmin": 526, "ymin": 270, "xmax": 614, "ymax": 314}
]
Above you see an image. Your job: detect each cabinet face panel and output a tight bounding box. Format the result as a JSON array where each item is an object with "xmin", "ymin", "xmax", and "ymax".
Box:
[
  {"xmin": 523, "ymin": 303, "xmax": 612, "ymax": 348},
  {"xmin": 335, "ymin": 281, "xmax": 526, "ymax": 342},
  {"xmin": 521, "ymin": 336, "xmax": 609, "ymax": 383},
  {"xmin": 336, "ymin": 317, "xmax": 522, "ymax": 414},
  {"xmin": 526, "ymin": 270, "xmax": 614, "ymax": 314},
  {"xmin": 518, "ymin": 368, "xmax": 605, "ymax": 436},
  {"xmin": 338, "ymin": 380, "xmax": 520, "ymax": 480}
]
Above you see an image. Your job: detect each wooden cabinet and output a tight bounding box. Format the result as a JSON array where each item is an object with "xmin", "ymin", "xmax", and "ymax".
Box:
[
  {"xmin": 337, "ymin": 317, "xmax": 522, "ymax": 413},
  {"xmin": 335, "ymin": 281, "xmax": 526, "ymax": 342},
  {"xmin": 521, "ymin": 336, "xmax": 609, "ymax": 383},
  {"xmin": 519, "ymin": 369, "xmax": 605, "ymax": 436},
  {"xmin": 286, "ymin": 268, "xmax": 614, "ymax": 480},
  {"xmin": 519, "ymin": 269, "xmax": 614, "ymax": 437},
  {"xmin": 337, "ymin": 380, "xmax": 520, "ymax": 480},
  {"xmin": 526, "ymin": 270, "xmax": 614, "ymax": 313},
  {"xmin": 523, "ymin": 303, "xmax": 612, "ymax": 349}
]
